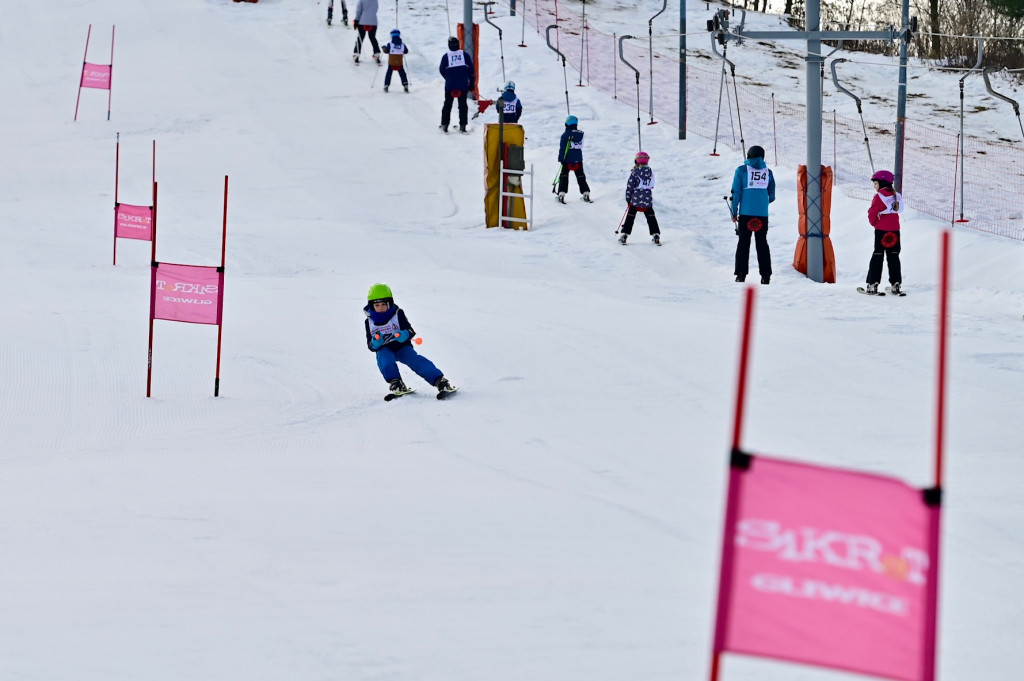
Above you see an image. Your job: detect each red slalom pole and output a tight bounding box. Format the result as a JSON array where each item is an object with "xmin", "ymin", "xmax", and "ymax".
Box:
[
  {"xmin": 74, "ymin": 24, "xmax": 92, "ymax": 121},
  {"xmin": 709, "ymin": 285, "xmax": 757, "ymax": 681},
  {"xmin": 214, "ymin": 175, "xmax": 229, "ymax": 397},
  {"xmin": 934, "ymin": 230, "xmax": 951, "ymax": 488},
  {"xmin": 730, "ymin": 286, "xmax": 756, "ymax": 453}
]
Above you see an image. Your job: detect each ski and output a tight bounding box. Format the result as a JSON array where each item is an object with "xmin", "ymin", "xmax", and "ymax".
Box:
[
  {"xmin": 384, "ymin": 389, "xmax": 415, "ymax": 402},
  {"xmin": 885, "ymin": 286, "xmax": 907, "ymax": 297},
  {"xmin": 436, "ymin": 387, "xmax": 459, "ymax": 400},
  {"xmin": 857, "ymin": 287, "xmax": 886, "ymax": 297}
]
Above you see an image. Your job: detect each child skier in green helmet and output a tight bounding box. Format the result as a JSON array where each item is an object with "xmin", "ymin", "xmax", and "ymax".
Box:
[{"xmin": 364, "ymin": 283, "xmax": 457, "ymax": 399}]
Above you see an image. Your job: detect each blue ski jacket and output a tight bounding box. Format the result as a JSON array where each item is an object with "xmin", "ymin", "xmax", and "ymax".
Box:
[
  {"xmin": 730, "ymin": 157, "xmax": 775, "ymax": 218},
  {"xmin": 439, "ymin": 49, "xmax": 475, "ymax": 93},
  {"xmin": 558, "ymin": 126, "xmax": 584, "ymax": 164}
]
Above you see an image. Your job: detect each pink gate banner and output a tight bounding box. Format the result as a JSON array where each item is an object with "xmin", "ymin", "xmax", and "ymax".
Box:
[
  {"xmin": 151, "ymin": 263, "xmax": 224, "ymax": 325},
  {"xmin": 715, "ymin": 454, "xmax": 940, "ymax": 681},
  {"xmin": 80, "ymin": 62, "xmax": 111, "ymax": 89},
  {"xmin": 115, "ymin": 203, "xmax": 153, "ymax": 241}
]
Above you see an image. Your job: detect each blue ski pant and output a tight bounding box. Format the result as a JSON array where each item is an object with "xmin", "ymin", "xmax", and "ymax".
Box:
[
  {"xmin": 376, "ymin": 344, "xmax": 443, "ymax": 385},
  {"xmin": 384, "ymin": 66, "xmax": 408, "ymax": 87}
]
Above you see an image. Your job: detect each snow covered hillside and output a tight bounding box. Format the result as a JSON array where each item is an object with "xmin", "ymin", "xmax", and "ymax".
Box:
[{"xmin": 0, "ymin": 1, "xmax": 1022, "ymax": 679}]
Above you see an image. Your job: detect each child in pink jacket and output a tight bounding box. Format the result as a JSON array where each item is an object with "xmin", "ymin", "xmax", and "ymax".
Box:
[{"xmin": 863, "ymin": 170, "xmax": 903, "ymax": 295}]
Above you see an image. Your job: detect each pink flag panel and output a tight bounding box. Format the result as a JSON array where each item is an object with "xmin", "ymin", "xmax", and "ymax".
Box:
[
  {"xmin": 151, "ymin": 263, "xmax": 223, "ymax": 325},
  {"xmin": 716, "ymin": 455, "xmax": 939, "ymax": 681},
  {"xmin": 81, "ymin": 62, "xmax": 111, "ymax": 89},
  {"xmin": 115, "ymin": 203, "xmax": 153, "ymax": 241}
]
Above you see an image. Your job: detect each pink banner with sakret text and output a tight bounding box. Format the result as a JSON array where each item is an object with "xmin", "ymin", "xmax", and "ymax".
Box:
[
  {"xmin": 81, "ymin": 62, "xmax": 111, "ymax": 89},
  {"xmin": 151, "ymin": 263, "xmax": 223, "ymax": 325},
  {"xmin": 715, "ymin": 455, "xmax": 940, "ymax": 681},
  {"xmin": 115, "ymin": 203, "xmax": 153, "ymax": 241}
]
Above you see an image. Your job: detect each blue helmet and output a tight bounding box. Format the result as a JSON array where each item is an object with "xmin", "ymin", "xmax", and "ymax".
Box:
[
  {"xmin": 565, "ymin": 115, "xmax": 578, "ymax": 126},
  {"xmin": 504, "ymin": 80, "xmax": 516, "ymax": 92},
  {"xmin": 390, "ymin": 28, "xmax": 401, "ymax": 38}
]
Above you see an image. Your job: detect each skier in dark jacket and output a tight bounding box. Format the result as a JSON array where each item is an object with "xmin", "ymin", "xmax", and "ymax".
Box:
[
  {"xmin": 497, "ymin": 81, "xmax": 523, "ymax": 123},
  {"xmin": 364, "ymin": 283, "xmax": 456, "ymax": 397},
  {"xmin": 556, "ymin": 115, "xmax": 590, "ymax": 203},
  {"xmin": 730, "ymin": 145, "xmax": 776, "ymax": 284},
  {"xmin": 439, "ymin": 36, "xmax": 475, "ymax": 133},
  {"xmin": 617, "ymin": 151, "xmax": 661, "ymax": 245}
]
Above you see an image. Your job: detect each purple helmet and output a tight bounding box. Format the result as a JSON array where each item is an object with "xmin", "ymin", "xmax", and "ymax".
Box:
[{"xmin": 871, "ymin": 170, "xmax": 895, "ymax": 184}]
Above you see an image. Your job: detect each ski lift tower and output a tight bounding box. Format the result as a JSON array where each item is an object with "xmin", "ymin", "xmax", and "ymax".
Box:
[{"xmin": 709, "ymin": 1, "xmax": 914, "ymax": 283}]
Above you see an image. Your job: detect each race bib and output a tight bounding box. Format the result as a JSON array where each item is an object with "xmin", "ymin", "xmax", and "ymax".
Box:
[
  {"xmin": 447, "ymin": 50, "xmax": 465, "ymax": 67},
  {"xmin": 502, "ymin": 99, "xmax": 518, "ymax": 115},
  {"xmin": 878, "ymin": 191, "xmax": 904, "ymax": 215},
  {"xmin": 746, "ymin": 166, "xmax": 770, "ymax": 189},
  {"xmin": 636, "ymin": 177, "xmax": 655, "ymax": 190}
]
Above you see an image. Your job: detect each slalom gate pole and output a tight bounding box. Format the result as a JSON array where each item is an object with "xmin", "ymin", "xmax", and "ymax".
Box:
[
  {"xmin": 709, "ymin": 285, "xmax": 757, "ymax": 681},
  {"xmin": 146, "ymin": 181, "xmax": 159, "ymax": 398},
  {"xmin": 113, "ymin": 132, "xmax": 120, "ymax": 264},
  {"xmin": 215, "ymin": 175, "xmax": 229, "ymax": 397},
  {"xmin": 934, "ymin": 230, "xmax": 950, "ymax": 488},
  {"xmin": 107, "ymin": 25, "xmax": 115, "ymax": 120},
  {"xmin": 74, "ymin": 24, "xmax": 92, "ymax": 121}
]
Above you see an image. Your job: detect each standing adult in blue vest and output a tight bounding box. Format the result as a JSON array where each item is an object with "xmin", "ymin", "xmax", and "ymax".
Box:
[{"xmin": 439, "ymin": 36, "xmax": 475, "ymax": 133}]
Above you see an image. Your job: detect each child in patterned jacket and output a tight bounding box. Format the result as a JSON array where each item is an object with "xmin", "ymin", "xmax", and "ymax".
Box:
[{"xmin": 617, "ymin": 151, "xmax": 661, "ymax": 245}]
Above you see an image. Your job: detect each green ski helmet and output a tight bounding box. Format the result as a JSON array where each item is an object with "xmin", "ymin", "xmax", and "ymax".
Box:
[{"xmin": 367, "ymin": 283, "xmax": 393, "ymax": 303}]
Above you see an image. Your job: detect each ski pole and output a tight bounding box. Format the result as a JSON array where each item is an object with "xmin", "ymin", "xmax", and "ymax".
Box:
[
  {"xmin": 724, "ymin": 195, "xmax": 739, "ymax": 233},
  {"xmin": 552, "ymin": 138, "xmax": 571, "ymax": 193},
  {"xmin": 615, "ymin": 206, "xmax": 629, "ymax": 233}
]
